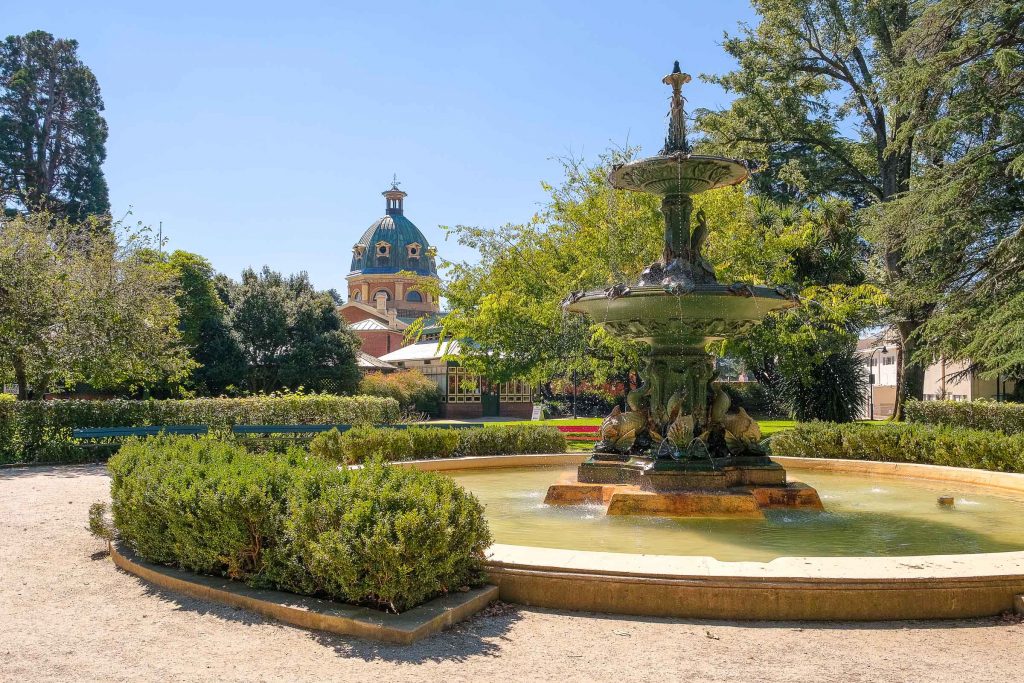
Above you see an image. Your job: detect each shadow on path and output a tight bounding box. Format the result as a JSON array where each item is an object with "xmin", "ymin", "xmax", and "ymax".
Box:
[
  {"xmin": 124, "ymin": 568, "xmax": 520, "ymax": 663},
  {"xmin": 0, "ymin": 462, "xmax": 107, "ymax": 480}
]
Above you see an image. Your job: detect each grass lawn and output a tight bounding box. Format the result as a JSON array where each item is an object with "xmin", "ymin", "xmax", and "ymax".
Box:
[
  {"xmin": 755, "ymin": 418, "xmax": 796, "ymax": 436},
  {"xmin": 484, "ymin": 416, "xmax": 880, "ymax": 440},
  {"xmin": 484, "ymin": 417, "xmax": 603, "ymax": 427}
]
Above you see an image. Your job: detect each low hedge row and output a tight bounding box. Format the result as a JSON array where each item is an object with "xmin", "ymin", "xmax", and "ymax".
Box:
[
  {"xmin": 906, "ymin": 399, "xmax": 1024, "ymax": 435},
  {"xmin": 310, "ymin": 424, "xmax": 567, "ymax": 465},
  {"xmin": 107, "ymin": 437, "xmax": 491, "ymax": 613},
  {"xmin": 0, "ymin": 394, "xmax": 400, "ymax": 464},
  {"xmin": 770, "ymin": 421, "xmax": 1024, "ymax": 473}
]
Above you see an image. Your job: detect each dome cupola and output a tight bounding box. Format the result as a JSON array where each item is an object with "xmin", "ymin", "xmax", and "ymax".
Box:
[{"xmin": 348, "ymin": 179, "xmax": 438, "ymax": 278}]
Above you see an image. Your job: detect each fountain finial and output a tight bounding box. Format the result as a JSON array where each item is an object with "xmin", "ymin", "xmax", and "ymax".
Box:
[{"xmin": 661, "ymin": 61, "xmax": 692, "ymax": 155}]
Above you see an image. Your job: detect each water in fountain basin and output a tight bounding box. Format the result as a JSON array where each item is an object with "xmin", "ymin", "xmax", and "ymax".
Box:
[{"xmin": 446, "ymin": 465, "xmax": 1024, "ymax": 561}]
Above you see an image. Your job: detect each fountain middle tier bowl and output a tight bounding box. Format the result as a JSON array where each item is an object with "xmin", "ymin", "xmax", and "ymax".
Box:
[
  {"xmin": 609, "ymin": 153, "xmax": 751, "ymax": 196},
  {"xmin": 567, "ymin": 284, "xmax": 795, "ymax": 352}
]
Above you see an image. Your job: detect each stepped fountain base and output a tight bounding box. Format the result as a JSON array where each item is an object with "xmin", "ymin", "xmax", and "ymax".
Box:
[{"xmin": 544, "ymin": 457, "xmax": 823, "ymax": 518}]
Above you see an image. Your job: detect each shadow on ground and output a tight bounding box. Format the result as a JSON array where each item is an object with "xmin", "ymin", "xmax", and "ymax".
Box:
[
  {"xmin": 0, "ymin": 462, "xmax": 107, "ymax": 480},
  {"xmin": 125, "ymin": 568, "xmax": 521, "ymax": 663}
]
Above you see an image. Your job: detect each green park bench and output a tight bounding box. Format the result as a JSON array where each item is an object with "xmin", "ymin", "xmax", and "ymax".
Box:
[
  {"xmin": 230, "ymin": 423, "xmax": 484, "ymax": 439},
  {"xmin": 71, "ymin": 426, "xmax": 210, "ymax": 454},
  {"xmin": 72, "ymin": 425, "xmax": 210, "ymax": 440}
]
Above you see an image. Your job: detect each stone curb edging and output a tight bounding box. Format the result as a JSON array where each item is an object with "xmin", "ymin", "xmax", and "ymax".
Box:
[{"xmin": 109, "ymin": 543, "xmax": 498, "ymax": 644}]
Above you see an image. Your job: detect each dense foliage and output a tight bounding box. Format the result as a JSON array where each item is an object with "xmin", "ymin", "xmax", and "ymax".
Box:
[
  {"xmin": 226, "ymin": 267, "xmax": 362, "ymax": 395},
  {"xmin": 107, "ymin": 437, "xmax": 491, "ymax": 613},
  {"xmin": 698, "ymin": 0, "xmax": 1024, "ymax": 416},
  {"xmin": 0, "ymin": 213, "xmax": 192, "ymax": 399},
  {"xmin": 309, "ymin": 424, "xmax": 567, "ymax": 465},
  {"xmin": 540, "ymin": 387, "xmax": 618, "ymax": 418},
  {"xmin": 771, "ymin": 421, "xmax": 1024, "ymax": 472},
  {"xmin": 358, "ymin": 370, "xmax": 442, "ymax": 417},
  {"xmin": 163, "ymin": 251, "xmax": 247, "ymax": 395},
  {"xmin": 906, "ymin": 399, "xmax": 1024, "ymax": 435},
  {"xmin": 0, "ymin": 394, "xmax": 399, "ymax": 464},
  {"xmin": 717, "ymin": 201, "xmax": 879, "ymax": 422},
  {"xmin": 435, "ymin": 151, "xmax": 659, "ymax": 386},
  {"xmin": 0, "ymin": 31, "xmax": 109, "ymax": 220},
  {"xmin": 719, "ymin": 381, "xmax": 782, "ymax": 417}
]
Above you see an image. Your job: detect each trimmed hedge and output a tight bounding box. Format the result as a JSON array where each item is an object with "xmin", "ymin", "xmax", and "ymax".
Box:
[
  {"xmin": 0, "ymin": 394, "xmax": 400, "ymax": 464},
  {"xmin": 310, "ymin": 424, "xmax": 567, "ymax": 465},
  {"xmin": 108, "ymin": 436, "xmax": 491, "ymax": 613},
  {"xmin": 906, "ymin": 399, "xmax": 1024, "ymax": 435},
  {"xmin": 359, "ymin": 370, "xmax": 442, "ymax": 417},
  {"xmin": 770, "ymin": 421, "xmax": 1024, "ymax": 473}
]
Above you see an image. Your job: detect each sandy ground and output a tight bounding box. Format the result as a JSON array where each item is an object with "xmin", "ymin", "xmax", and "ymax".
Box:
[{"xmin": 2, "ymin": 465, "xmax": 1024, "ymax": 683}]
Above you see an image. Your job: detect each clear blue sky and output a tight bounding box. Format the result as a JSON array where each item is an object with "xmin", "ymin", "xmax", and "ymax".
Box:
[{"xmin": 7, "ymin": 0, "xmax": 757, "ymax": 291}]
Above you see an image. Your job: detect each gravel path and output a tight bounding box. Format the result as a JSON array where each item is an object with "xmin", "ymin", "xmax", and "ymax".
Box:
[{"xmin": 2, "ymin": 464, "xmax": 1023, "ymax": 682}]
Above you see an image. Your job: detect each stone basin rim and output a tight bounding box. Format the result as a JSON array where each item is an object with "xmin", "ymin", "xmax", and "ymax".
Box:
[
  {"xmin": 396, "ymin": 453, "xmax": 1024, "ymax": 619},
  {"xmin": 609, "ymin": 154, "xmax": 752, "ymax": 195},
  {"xmin": 567, "ymin": 283, "xmax": 793, "ymax": 302},
  {"xmin": 395, "ymin": 453, "xmax": 1024, "ymax": 574}
]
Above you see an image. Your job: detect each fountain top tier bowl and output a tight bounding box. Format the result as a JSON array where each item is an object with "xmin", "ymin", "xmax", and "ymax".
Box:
[
  {"xmin": 606, "ymin": 60, "xmax": 751, "ymax": 199},
  {"xmin": 608, "ymin": 153, "xmax": 751, "ymax": 198}
]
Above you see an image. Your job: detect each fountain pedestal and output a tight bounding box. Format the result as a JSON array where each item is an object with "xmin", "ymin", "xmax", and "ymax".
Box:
[{"xmin": 545, "ymin": 475, "xmax": 823, "ymax": 518}]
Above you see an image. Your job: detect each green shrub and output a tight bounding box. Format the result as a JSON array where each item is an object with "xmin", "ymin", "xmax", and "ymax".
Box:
[
  {"xmin": 310, "ymin": 424, "xmax": 564, "ymax": 465},
  {"xmin": 458, "ymin": 425, "xmax": 566, "ymax": 457},
  {"xmin": 359, "ymin": 370, "xmax": 442, "ymax": 417},
  {"xmin": 108, "ymin": 436, "xmax": 295, "ymax": 577},
  {"xmin": 88, "ymin": 502, "xmax": 115, "ymax": 542},
  {"xmin": 311, "ymin": 425, "xmax": 414, "ymax": 464},
  {"xmin": 770, "ymin": 421, "xmax": 1024, "ymax": 472},
  {"xmin": 0, "ymin": 394, "xmax": 400, "ymax": 464},
  {"xmin": 406, "ymin": 427, "xmax": 462, "ymax": 460},
  {"xmin": 108, "ymin": 437, "xmax": 490, "ymax": 613},
  {"xmin": 906, "ymin": 399, "xmax": 1024, "ymax": 435},
  {"xmin": 275, "ymin": 459, "xmax": 491, "ymax": 612}
]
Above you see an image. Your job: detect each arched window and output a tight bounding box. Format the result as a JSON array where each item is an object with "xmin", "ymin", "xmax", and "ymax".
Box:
[
  {"xmin": 373, "ymin": 289, "xmax": 391, "ymax": 302},
  {"xmin": 406, "ymin": 290, "xmax": 422, "ymax": 302},
  {"xmin": 351, "ymin": 290, "xmax": 362, "ymax": 302}
]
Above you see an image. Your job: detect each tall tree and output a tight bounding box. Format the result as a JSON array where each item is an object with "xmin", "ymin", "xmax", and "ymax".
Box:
[
  {"xmin": 0, "ymin": 213, "xmax": 191, "ymax": 398},
  {"xmin": 0, "ymin": 31, "xmax": 109, "ymax": 220},
  {"xmin": 228, "ymin": 267, "xmax": 361, "ymax": 394},
  {"xmin": 438, "ymin": 147, "xmax": 881, "ymax": 421},
  {"xmin": 166, "ymin": 251, "xmax": 247, "ymax": 395},
  {"xmin": 697, "ymin": 0, "xmax": 1024, "ymax": 417}
]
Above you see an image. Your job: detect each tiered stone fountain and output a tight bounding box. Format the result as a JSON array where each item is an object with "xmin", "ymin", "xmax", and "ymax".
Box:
[{"xmin": 545, "ymin": 62, "xmax": 823, "ymax": 517}]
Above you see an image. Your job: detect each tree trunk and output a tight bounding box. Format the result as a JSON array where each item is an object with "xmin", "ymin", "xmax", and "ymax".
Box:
[
  {"xmin": 12, "ymin": 355, "xmax": 29, "ymax": 400},
  {"xmin": 891, "ymin": 320, "xmax": 926, "ymax": 421}
]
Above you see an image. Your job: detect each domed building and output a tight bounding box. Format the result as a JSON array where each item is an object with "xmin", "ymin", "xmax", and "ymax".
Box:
[
  {"xmin": 340, "ymin": 180, "xmax": 533, "ymax": 419},
  {"xmin": 338, "ymin": 182, "xmax": 440, "ymax": 358}
]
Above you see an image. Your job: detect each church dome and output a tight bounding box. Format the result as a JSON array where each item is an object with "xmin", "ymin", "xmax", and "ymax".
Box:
[{"xmin": 348, "ymin": 182, "xmax": 438, "ymax": 277}]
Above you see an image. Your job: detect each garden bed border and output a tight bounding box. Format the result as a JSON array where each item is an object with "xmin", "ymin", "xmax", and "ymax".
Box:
[{"xmin": 109, "ymin": 542, "xmax": 497, "ymax": 644}]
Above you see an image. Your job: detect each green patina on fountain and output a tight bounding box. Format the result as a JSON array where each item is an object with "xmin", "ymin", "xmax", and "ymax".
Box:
[{"xmin": 551, "ymin": 63, "xmax": 817, "ymax": 510}]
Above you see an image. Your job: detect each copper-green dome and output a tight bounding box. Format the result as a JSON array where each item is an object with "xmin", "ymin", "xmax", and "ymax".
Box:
[{"xmin": 348, "ymin": 184, "xmax": 438, "ymax": 277}]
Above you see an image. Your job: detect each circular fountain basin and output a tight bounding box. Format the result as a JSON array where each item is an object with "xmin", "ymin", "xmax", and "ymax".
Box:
[
  {"xmin": 567, "ymin": 284, "xmax": 795, "ymax": 350},
  {"xmin": 397, "ymin": 454, "xmax": 1024, "ymax": 620},
  {"xmin": 609, "ymin": 154, "xmax": 750, "ymax": 196}
]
